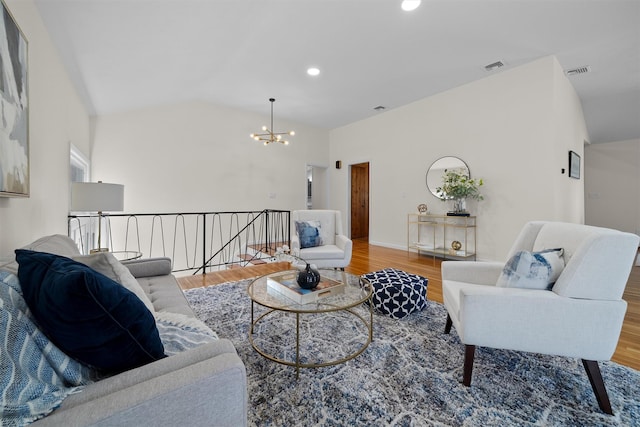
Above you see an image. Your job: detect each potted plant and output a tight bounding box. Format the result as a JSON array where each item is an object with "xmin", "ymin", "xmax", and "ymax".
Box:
[{"xmin": 436, "ymin": 169, "xmax": 484, "ymax": 215}]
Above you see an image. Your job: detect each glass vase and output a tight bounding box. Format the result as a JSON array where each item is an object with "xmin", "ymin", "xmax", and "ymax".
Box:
[{"xmin": 452, "ymin": 198, "xmax": 467, "ymax": 213}]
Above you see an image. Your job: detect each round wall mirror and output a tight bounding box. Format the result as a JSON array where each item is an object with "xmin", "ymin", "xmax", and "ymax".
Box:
[{"xmin": 426, "ymin": 156, "xmax": 470, "ymax": 199}]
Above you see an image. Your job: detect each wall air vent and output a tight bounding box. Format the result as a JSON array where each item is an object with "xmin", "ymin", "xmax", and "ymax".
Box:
[
  {"xmin": 566, "ymin": 66, "xmax": 591, "ymax": 76},
  {"xmin": 484, "ymin": 60, "xmax": 505, "ymax": 71}
]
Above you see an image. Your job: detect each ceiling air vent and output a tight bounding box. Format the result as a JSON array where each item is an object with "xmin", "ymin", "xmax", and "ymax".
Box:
[
  {"xmin": 373, "ymin": 105, "xmax": 386, "ymax": 111},
  {"xmin": 484, "ymin": 61, "xmax": 505, "ymax": 71},
  {"xmin": 566, "ymin": 66, "xmax": 591, "ymax": 76}
]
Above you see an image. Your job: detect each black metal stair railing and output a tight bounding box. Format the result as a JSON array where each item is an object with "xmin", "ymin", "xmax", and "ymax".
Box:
[{"xmin": 67, "ymin": 209, "xmax": 291, "ymax": 275}]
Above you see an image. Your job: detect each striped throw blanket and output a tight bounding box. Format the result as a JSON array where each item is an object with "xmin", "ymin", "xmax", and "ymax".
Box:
[
  {"xmin": 154, "ymin": 311, "xmax": 218, "ymax": 356},
  {"xmin": 0, "ymin": 271, "xmax": 97, "ymax": 426}
]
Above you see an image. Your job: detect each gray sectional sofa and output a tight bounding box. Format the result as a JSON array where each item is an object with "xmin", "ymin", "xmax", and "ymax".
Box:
[{"xmin": 0, "ymin": 234, "xmax": 247, "ymax": 426}]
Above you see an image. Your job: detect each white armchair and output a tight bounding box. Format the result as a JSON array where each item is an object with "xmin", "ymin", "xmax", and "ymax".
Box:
[
  {"xmin": 442, "ymin": 221, "xmax": 639, "ymax": 414},
  {"xmin": 291, "ymin": 210, "xmax": 352, "ymax": 269}
]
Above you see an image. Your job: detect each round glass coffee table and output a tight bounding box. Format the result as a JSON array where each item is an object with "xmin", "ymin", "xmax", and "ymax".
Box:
[{"xmin": 248, "ymin": 269, "xmax": 373, "ymax": 377}]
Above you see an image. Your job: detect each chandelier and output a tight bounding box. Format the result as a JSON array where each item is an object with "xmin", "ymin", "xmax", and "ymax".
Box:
[{"xmin": 250, "ymin": 98, "xmax": 295, "ymax": 145}]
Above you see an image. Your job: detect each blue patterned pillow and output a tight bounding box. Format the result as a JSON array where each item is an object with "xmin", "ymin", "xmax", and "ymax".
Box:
[
  {"xmin": 15, "ymin": 249, "xmax": 166, "ymax": 374},
  {"xmin": 295, "ymin": 220, "xmax": 323, "ymax": 249},
  {"xmin": 496, "ymin": 248, "xmax": 565, "ymax": 290}
]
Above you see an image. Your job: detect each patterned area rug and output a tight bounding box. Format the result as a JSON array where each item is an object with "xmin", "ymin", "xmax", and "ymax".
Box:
[{"xmin": 183, "ymin": 280, "xmax": 640, "ymax": 426}]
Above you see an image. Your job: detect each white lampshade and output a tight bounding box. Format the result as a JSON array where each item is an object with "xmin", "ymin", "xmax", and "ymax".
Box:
[{"xmin": 71, "ymin": 182, "xmax": 124, "ymax": 212}]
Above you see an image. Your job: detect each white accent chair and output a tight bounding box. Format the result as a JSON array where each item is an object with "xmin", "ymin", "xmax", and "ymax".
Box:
[
  {"xmin": 291, "ymin": 210, "xmax": 353, "ymax": 269},
  {"xmin": 442, "ymin": 221, "xmax": 639, "ymax": 415}
]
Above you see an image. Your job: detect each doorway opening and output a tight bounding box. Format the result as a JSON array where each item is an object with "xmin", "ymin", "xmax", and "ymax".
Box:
[
  {"xmin": 350, "ymin": 162, "xmax": 370, "ymax": 241},
  {"xmin": 306, "ymin": 165, "xmax": 328, "ymax": 209}
]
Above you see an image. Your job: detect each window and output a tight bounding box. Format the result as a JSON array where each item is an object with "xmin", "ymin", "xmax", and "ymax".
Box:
[
  {"xmin": 70, "ymin": 144, "xmax": 90, "ymax": 183},
  {"xmin": 69, "ymin": 144, "xmax": 91, "ymax": 253}
]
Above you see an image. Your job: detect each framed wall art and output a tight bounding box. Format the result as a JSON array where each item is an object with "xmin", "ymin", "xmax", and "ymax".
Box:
[
  {"xmin": 569, "ymin": 150, "xmax": 580, "ymax": 180},
  {"xmin": 0, "ymin": 0, "xmax": 29, "ymax": 197}
]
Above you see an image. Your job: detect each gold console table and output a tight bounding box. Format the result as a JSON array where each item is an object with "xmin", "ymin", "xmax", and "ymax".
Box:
[{"xmin": 407, "ymin": 213, "xmax": 477, "ymax": 261}]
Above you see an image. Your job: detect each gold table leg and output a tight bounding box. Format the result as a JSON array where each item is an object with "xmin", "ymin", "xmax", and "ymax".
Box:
[
  {"xmin": 248, "ymin": 303, "xmax": 373, "ymax": 377},
  {"xmin": 296, "ymin": 312, "xmax": 300, "ymax": 379},
  {"xmin": 250, "ymin": 301, "xmax": 254, "ymax": 334}
]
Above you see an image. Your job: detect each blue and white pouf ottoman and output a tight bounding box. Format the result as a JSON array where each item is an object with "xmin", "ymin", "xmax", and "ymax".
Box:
[{"xmin": 361, "ymin": 268, "xmax": 428, "ymax": 319}]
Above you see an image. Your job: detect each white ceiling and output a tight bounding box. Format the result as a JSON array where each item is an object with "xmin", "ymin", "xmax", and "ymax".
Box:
[{"xmin": 34, "ymin": 0, "xmax": 640, "ymax": 143}]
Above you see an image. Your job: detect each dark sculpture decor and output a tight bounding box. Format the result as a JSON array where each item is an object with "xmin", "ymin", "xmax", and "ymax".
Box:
[{"xmin": 297, "ymin": 263, "xmax": 321, "ymax": 289}]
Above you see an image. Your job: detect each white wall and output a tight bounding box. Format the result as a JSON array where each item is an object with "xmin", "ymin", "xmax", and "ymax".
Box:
[
  {"xmin": 0, "ymin": 0, "xmax": 91, "ymax": 254},
  {"xmin": 329, "ymin": 56, "xmax": 588, "ymax": 262},
  {"xmin": 0, "ymin": 11, "xmax": 592, "ymax": 266},
  {"xmin": 552, "ymin": 60, "xmax": 589, "ymax": 221},
  {"xmin": 91, "ymin": 101, "xmax": 330, "ymax": 214},
  {"xmin": 585, "ymin": 138, "xmax": 640, "ymax": 236}
]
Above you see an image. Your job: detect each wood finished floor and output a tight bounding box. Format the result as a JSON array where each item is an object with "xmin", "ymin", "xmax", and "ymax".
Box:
[{"xmin": 177, "ymin": 239, "xmax": 640, "ymax": 372}]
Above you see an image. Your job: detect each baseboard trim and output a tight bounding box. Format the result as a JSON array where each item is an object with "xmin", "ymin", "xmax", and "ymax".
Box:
[{"xmin": 367, "ymin": 240, "xmax": 406, "ymax": 251}]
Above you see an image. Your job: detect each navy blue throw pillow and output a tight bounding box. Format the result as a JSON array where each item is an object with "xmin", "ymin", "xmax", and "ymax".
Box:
[{"xmin": 15, "ymin": 249, "xmax": 165, "ymax": 374}]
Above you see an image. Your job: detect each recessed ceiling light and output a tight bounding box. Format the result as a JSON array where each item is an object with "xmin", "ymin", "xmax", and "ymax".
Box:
[
  {"xmin": 307, "ymin": 67, "xmax": 320, "ymax": 76},
  {"xmin": 401, "ymin": 0, "xmax": 421, "ymax": 12}
]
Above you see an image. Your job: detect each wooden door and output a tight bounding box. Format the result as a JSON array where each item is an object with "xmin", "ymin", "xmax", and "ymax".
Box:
[{"xmin": 350, "ymin": 162, "xmax": 370, "ymax": 240}]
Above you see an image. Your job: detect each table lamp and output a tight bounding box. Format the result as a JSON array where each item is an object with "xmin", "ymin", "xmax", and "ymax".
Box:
[{"xmin": 71, "ymin": 181, "xmax": 124, "ymax": 253}]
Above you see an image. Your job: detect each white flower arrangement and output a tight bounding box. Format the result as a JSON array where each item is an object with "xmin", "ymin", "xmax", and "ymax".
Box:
[{"xmin": 436, "ymin": 169, "xmax": 484, "ymax": 205}]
